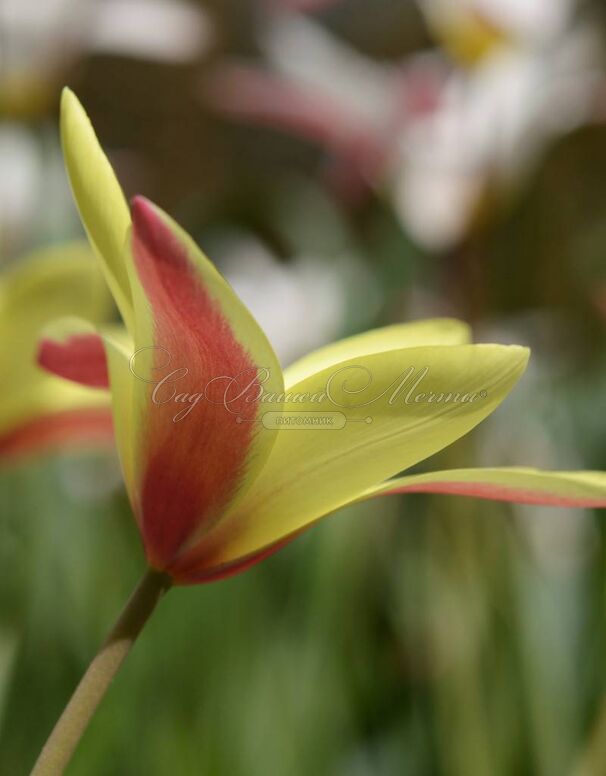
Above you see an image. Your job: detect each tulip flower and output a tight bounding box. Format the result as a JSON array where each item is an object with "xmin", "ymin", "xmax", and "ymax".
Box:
[
  {"xmin": 31, "ymin": 89, "xmax": 606, "ymax": 774},
  {"xmin": 0, "ymin": 243, "xmax": 113, "ymax": 462}
]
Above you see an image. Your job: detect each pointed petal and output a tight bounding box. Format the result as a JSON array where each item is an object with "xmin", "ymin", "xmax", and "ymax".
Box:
[
  {"xmin": 284, "ymin": 318, "xmax": 471, "ymax": 387},
  {"xmin": 60, "ymin": 88, "xmax": 134, "ymax": 330},
  {"xmin": 359, "ymin": 467, "xmax": 606, "ymax": 508},
  {"xmin": 127, "ymin": 197, "xmax": 284, "ymax": 568},
  {"xmin": 172, "ymin": 343, "xmax": 529, "ymax": 578}
]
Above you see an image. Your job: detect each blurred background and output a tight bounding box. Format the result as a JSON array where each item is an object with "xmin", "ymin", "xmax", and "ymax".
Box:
[{"xmin": 3, "ymin": 0, "xmax": 606, "ymax": 773}]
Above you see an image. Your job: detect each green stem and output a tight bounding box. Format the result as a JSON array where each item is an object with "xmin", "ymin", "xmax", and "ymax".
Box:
[{"xmin": 31, "ymin": 568, "xmax": 171, "ymax": 775}]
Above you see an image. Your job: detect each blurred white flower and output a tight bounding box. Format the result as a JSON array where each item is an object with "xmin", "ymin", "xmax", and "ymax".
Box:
[
  {"xmin": 205, "ymin": 12, "xmax": 444, "ymax": 206},
  {"xmin": 261, "ymin": 12, "xmax": 398, "ymax": 133},
  {"xmin": 397, "ymin": 0, "xmax": 603, "ymax": 249},
  {"xmin": 0, "ymin": 122, "xmax": 90, "ymax": 259},
  {"xmin": 208, "ymin": 2, "xmax": 604, "ymax": 251},
  {"xmin": 0, "ymin": 0, "xmax": 214, "ymax": 255},
  {"xmin": 0, "ymin": 0, "xmax": 91, "ymax": 115},
  {"xmin": 89, "ymin": 0, "xmax": 213, "ymax": 63},
  {"xmin": 0, "ymin": 0, "xmax": 90, "ymax": 79},
  {"xmin": 473, "ymin": 0, "xmax": 573, "ymax": 43},
  {"xmin": 0, "ymin": 125, "xmax": 41, "ymax": 256},
  {"xmin": 420, "ymin": 0, "xmax": 574, "ymax": 56},
  {"xmin": 0, "ymin": 0, "xmax": 213, "ymax": 117}
]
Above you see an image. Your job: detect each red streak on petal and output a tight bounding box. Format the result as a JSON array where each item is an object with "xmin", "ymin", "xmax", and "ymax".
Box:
[
  {"xmin": 38, "ymin": 333, "xmax": 109, "ymax": 388},
  {"xmin": 385, "ymin": 481, "xmax": 606, "ymax": 508},
  {"xmin": 0, "ymin": 408, "xmax": 114, "ymax": 462},
  {"xmin": 170, "ymin": 532, "xmax": 300, "ymax": 585},
  {"xmin": 131, "ymin": 197, "xmax": 260, "ymax": 569}
]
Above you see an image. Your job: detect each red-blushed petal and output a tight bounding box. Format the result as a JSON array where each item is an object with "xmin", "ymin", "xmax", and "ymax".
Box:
[
  {"xmin": 38, "ymin": 333, "xmax": 110, "ymax": 389},
  {"xmin": 130, "ymin": 197, "xmax": 272, "ymax": 570},
  {"xmin": 0, "ymin": 408, "xmax": 114, "ymax": 462},
  {"xmin": 383, "ymin": 481, "xmax": 606, "ymax": 507},
  {"xmin": 170, "ymin": 531, "xmax": 302, "ymax": 585},
  {"xmin": 360, "ymin": 468, "xmax": 606, "ymax": 509},
  {"xmin": 172, "ymin": 465, "xmax": 606, "ymax": 583}
]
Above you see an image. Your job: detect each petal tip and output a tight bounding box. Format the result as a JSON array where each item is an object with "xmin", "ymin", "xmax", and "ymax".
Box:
[
  {"xmin": 514, "ymin": 345, "xmax": 531, "ymax": 366},
  {"xmin": 60, "ymin": 86, "xmax": 82, "ymax": 121},
  {"xmin": 130, "ymin": 195, "xmax": 160, "ymax": 229},
  {"xmin": 130, "ymin": 194, "xmax": 150, "ymax": 210},
  {"xmin": 483, "ymin": 343, "xmax": 530, "ymax": 368},
  {"xmin": 130, "ymin": 196, "xmax": 164, "ymax": 250},
  {"xmin": 501, "ymin": 344, "xmax": 530, "ymax": 380}
]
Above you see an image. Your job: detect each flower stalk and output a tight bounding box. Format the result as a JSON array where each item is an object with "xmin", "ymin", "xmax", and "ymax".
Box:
[{"xmin": 31, "ymin": 569, "xmax": 171, "ymax": 775}]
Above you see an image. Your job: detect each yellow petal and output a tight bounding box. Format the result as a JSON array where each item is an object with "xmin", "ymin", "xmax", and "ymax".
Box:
[
  {"xmin": 102, "ymin": 329, "xmax": 139, "ymax": 505},
  {"xmin": 0, "ymin": 241, "xmax": 111, "ymax": 335},
  {"xmin": 60, "ymin": 88, "xmax": 134, "ymax": 330},
  {"xmin": 284, "ymin": 318, "xmax": 471, "ymax": 387},
  {"xmin": 358, "ymin": 467, "xmax": 606, "ymax": 508},
  {"xmin": 197, "ymin": 343, "xmax": 529, "ymax": 565}
]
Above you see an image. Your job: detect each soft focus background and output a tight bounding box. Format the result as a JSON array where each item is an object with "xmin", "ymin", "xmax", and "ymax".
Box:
[{"xmin": 3, "ymin": 0, "xmax": 606, "ymax": 773}]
